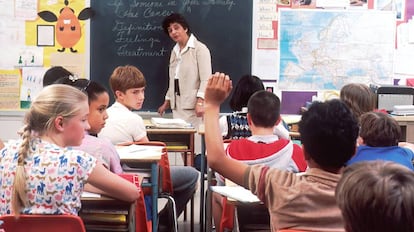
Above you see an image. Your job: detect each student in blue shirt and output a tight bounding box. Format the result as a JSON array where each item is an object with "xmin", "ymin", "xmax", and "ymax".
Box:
[{"xmin": 348, "ymin": 111, "xmax": 414, "ymax": 170}]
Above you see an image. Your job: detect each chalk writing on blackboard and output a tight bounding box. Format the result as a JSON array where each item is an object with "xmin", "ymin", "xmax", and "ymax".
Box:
[{"xmin": 90, "ymin": 0, "xmax": 251, "ymax": 112}]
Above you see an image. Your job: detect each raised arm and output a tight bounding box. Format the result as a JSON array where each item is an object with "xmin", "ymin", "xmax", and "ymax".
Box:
[{"xmin": 204, "ymin": 72, "xmax": 249, "ymax": 186}]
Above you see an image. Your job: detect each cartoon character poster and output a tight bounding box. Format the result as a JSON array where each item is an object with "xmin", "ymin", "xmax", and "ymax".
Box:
[{"xmin": 25, "ymin": 0, "xmax": 93, "ymax": 68}]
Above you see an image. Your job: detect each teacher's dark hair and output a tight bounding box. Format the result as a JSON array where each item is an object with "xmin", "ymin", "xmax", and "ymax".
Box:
[{"xmin": 162, "ymin": 13, "xmax": 191, "ymax": 35}]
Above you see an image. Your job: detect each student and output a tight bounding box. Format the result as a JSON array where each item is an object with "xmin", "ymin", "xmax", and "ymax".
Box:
[
  {"xmin": 219, "ymin": 74, "xmax": 289, "ymax": 140},
  {"xmin": 98, "ymin": 65, "xmax": 198, "ymax": 230},
  {"xmin": 55, "ymin": 77, "xmax": 123, "ymax": 174},
  {"xmin": 42, "ymin": 66, "xmax": 73, "ymax": 87},
  {"xmin": 213, "ymin": 90, "xmax": 307, "ymax": 232},
  {"xmin": 204, "ymin": 72, "xmax": 359, "ymax": 231},
  {"xmin": 0, "ymin": 84, "xmax": 139, "ymax": 215},
  {"xmin": 347, "ymin": 111, "xmax": 414, "ymax": 170},
  {"xmin": 336, "ymin": 161, "xmax": 414, "ymax": 232},
  {"xmin": 340, "ymin": 83, "xmax": 376, "ymax": 120},
  {"xmin": 99, "ymin": 65, "xmax": 148, "ymax": 144}
]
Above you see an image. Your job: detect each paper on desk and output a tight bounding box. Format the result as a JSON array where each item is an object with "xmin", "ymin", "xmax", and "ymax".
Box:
[
  {"xmin": 210, "ymin": 186, "xmax": 260, "ymax": 203},
  {"xmin": 151, "ymin": 117, "xmax": 192, "ymax": 128},
  {"xmin": 81, "ymin": 191, "xmax": 101, "ymax": 198},
  {"xmin": 116, "ymin": 144, "xmax": 162, "ymax": 159}
]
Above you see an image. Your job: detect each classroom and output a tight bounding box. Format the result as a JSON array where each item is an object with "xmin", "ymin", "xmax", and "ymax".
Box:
[{"xmin": 1, "ymin": 0, "xmax": 414, "ymax": 231}]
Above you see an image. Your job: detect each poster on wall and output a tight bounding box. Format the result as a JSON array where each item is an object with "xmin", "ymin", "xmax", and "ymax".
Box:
[{"xmin": 0, "ymin": 70, "xmax": 20, "ymax": 110}]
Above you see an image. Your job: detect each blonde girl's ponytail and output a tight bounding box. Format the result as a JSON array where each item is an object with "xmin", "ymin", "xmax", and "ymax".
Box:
[{"xmin": 12, "ymin": 123, "xmax": 32, "ymax": 215}]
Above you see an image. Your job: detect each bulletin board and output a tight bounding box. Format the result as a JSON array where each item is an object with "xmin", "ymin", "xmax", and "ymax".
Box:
[{"xmin": 0, "ymin": 0, "xmax": 91, "ymax": 110}]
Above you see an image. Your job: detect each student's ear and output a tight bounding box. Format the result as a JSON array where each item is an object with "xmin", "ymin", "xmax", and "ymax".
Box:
[
  {"xmin": 301, "ymin": 144, "xmax": 311, "ymax": 161},
  {"xmin": 274, "ymin": 116, "xmax": 281, "ymax": 126},
  {"xmin": 115, "ymin": 90, "xmax": 124, "ymax": 99},
  {"xmin": 357, "ymin": 136, "xmax": 364, "ymax": 146},
  {"xmin": 54, "ymin": 116, "xmax": 65, "ymax": 132},
  {"xmin": 247, "ymin": 113, "xmax": 253, "ymax": 126}
]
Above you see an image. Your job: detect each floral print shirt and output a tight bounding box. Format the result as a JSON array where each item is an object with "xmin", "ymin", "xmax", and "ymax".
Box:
[{"xmin": 0, "ymin": 139, "xmax": 96, "ymax": 215}]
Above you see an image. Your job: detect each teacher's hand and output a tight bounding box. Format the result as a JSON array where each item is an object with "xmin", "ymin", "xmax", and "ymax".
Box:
[
  {"xmin": 195, "ymin": 103, "xmax": 204, "ymax": 117},
  {"xmin": 157, "ymin": 100, "xmax": 170, "ymax": 116}
]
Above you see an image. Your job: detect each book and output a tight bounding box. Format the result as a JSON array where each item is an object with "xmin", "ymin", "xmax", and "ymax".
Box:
[
  {"xmin": 80, "ymin": 213, "xmax": 127, "ymax": 224},
  {"xmin": 210, "ymin": 186, "xmax": 260, "ymax": 203}
]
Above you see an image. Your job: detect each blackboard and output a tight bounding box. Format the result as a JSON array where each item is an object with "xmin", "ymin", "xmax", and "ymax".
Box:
[{"xmin": 90, "ymin": 0, "xmax": 252, "ymax": 112}]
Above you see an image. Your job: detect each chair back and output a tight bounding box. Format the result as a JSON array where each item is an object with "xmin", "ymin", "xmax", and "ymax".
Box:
[{"xmin": 0, "ymin": 214, "xmax": 86, "ymax": 232}]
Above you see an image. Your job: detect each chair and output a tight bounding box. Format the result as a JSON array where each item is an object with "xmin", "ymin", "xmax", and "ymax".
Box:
[
  {"xmin": 0, "ymin": 214, "xmax": 86, "ymax": 232},
  {"xmin": 119, "ymin": 141, "xmax": 179, "ymax": 232}
]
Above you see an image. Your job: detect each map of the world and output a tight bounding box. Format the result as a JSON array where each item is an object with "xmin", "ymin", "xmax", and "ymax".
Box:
[{"xmin": 279, "ymin": 9, "xmax": 396, "ymax": 90}]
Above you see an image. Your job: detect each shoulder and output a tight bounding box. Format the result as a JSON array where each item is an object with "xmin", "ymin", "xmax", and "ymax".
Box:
[{"xmin": 193, "ymin": 37, "xmax": 210, "ymax": 51}]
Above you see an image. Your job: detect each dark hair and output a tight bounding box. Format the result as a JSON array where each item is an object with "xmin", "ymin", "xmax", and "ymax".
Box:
[
  {"xmin": 247, "ymin": 90, "xmax": 280, "ymax": 128},
  {"xmin": 336, "ymin": 161, "xmax": 414, "ymax": 232},
  {"xmin": 359, "ymin": 111, "xmax": 401, "ymax": 146},
  {"xmin": 43, "ymin": 66, "xmax": 73, "ymax": 87},
  {"xmin": 109, "ymin": 65, "xmax": 146, "ymax": 97},
  {"xmin": 299, "ymin": 99, "xmax": 358, "ymax": 169},
  {"xmin": 162, "ymin": 13, "xmax": 191, "ymax": 35},
  {"xmin": 54, "ymin": 76, "xmax": 107, "ymax": 104},
  {"xmin": 229, "ymin": 75, "xmax": 264, "ymax": 112},
  {"xmin": 340, "ymin": 83, "xmax": 376, "ymax": 120}
]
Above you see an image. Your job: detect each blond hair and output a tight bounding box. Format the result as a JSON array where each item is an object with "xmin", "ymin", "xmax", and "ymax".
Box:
[
  {"xmin": 340, "ymin": 83, "xmax": 376, "ymax": 120},
  {"xmin": 12, "ymin": 84, "xmax": 87, "ymax": 215}
]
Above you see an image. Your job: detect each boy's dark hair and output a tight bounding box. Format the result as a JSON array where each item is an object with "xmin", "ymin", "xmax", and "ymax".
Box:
[
  {"xmin": 359, "ymin": 111, "xmax": 400, "ymax": 146},
  {"xmin": 336, "ymin": 161, "xmax": 414, "ymax": 232},
  {"xmin": 109, "ymin": 65, "xmax": 146, "ymax": 97},
  {"xmin": 54, "ymin": 77, "xmax": 107, "ymax": 104},
  {"xmin": 230, "ymin": 75, "xmax": 264, "ymax": 112},
  {"xmin": 299, "ymin": 99, "xmax": 358, "ymax": 169},
  {"xmin": 162, "ymin": 13, "xmax": 191, "ymax": 35},
  {"xmin": 43, "ymin": 66, "xmax": 73, "ymax": 87},
  {"xmin": 247, "ymin": 90, "xmax": 280, "ymax": 128}
]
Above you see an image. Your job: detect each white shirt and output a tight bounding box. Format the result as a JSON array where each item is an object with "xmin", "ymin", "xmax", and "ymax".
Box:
[{"xmin": 98, "ymin": 101, "xmax": 146, "ymax": 145}]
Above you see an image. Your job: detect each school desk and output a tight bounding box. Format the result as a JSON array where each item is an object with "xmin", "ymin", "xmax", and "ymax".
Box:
[
  {"xmin": 116, "ymin": 145, "xmax": 162, "ymax": 232},
  {"xmin": 80, "ymin": 193, "xmax": 137, "ymax": 232},
  {"xmin": 393, "ymin": 115, "xmax": 414, "ymax": 143},
  {"xmin": 144, "ymin": 120, "xmax": 197, "ymax": 229}
]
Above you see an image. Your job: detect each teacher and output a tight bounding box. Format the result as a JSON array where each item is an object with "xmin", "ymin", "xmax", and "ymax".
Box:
[{"xmin": 157, "ymin": 13, "xmax": 212, "ymax": 154}]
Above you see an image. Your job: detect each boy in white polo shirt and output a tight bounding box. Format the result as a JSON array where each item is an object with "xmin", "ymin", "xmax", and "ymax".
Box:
[{"xmin": 99, "ymin": 65, "xmax": 198, "ymax": 231}]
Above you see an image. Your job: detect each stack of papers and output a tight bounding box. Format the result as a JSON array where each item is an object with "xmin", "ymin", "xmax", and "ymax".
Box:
[
  {"xmin": 151, "ymin": 117, "xmax": 192, "ymax": 128},
  {"xmin": 392, "ymin": 105, "xmax": 414, "ymax": 116}
]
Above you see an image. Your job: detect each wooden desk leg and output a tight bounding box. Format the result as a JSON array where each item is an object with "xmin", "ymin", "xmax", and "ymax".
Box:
[{"xmin": 151, "ymin": 162, "xmax": 159, "ymax": 232}]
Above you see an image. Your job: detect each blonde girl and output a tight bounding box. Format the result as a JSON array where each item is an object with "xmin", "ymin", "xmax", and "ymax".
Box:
[{"xmin": 0, "ymin": 84, "xmax": 139, "ymax": 216}]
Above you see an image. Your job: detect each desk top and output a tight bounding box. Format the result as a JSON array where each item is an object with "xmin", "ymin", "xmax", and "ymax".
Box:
[
  {"xmin": 146, "ymin": 127, "xmax": 197, "ymax": 134},
  {"xmin": 392, "ymin": 115, "xmax": 414, "ymax": 122},
  {"xmin": 115, "ymin": 145, "xmax": 162, "ymax": 162},
  {"xmin": 143, "ymin": 119, "xmax": 197, "ymax": 133}
]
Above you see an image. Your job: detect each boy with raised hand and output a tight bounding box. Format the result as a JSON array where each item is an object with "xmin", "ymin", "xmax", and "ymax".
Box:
[
  {"xmin": 204, "ymin": 72, "xmax": 359, "ymax": 232},
  {"xmin": 213, "ymin": 90, "xmax": 307, "ymax": 231}
]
